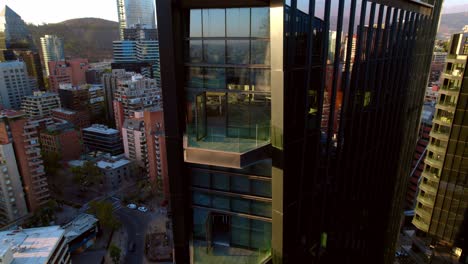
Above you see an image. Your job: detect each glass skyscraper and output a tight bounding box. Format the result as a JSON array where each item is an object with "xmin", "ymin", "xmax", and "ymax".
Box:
[
  {"xmin": 117, "ymin": 0, "xmax": 156, "ymax": 39},
  {"xmin": 40, "ymin": 35, "xmax": 65, "ymax": 76},
  {"xmin": 156, "ymin": 0, "xmax": 443, "ymax": 263}
]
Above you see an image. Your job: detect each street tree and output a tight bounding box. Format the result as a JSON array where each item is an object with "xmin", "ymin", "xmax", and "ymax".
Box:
[
  {"xmin": 87, "ymin": 201, "xmax": 121, "ymax": 230},
  {"xmin": 109, "ymin": 244, "xmax": 121, "ymax": 264}
]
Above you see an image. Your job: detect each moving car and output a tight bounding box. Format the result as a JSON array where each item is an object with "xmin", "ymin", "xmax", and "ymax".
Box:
[
  {"xmin": 138, "ymin": 206, "xmax": 148, "ymax": 212},
  {"xmin": 127, "ymin": 203, "xmax": 137, "ymax": 209}
]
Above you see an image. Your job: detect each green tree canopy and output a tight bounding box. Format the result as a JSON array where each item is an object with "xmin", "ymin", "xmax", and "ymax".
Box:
[
  {"xmin": 87, "ymin": 201, "xmax": 121, "ymax": 230},
  {"xmin": 109, "ymin": 243, "xmax": 121, "ymax": 264}
]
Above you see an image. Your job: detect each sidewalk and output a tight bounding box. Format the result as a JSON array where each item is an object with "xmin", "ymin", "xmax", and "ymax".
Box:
[{"xmin": 104, "ymin": 228, "xmax": 128, "ymax": 264}]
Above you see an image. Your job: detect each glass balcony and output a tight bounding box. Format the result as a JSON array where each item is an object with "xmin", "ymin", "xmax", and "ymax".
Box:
[
  {"xmin": 436, "ymin": 101, "xmax": 457, "ymax": 111},
  {"xmin": 419, "ymin": 181, "xmax": 438, "ymax": 195},
  {"xmin": 446, "ymin": 54, "xmax": 468, "ymax": 62},
  {"xmin": 429, "ymin": 130, "xmax": 449, "ymax": 141},
  {"xmin": 427, "ymin": 144, "xmax": 446, "ymax": 155},
  {"xmin": 417, "ymin": 193, "xmax": 435, "ymax": 207},
  {"xmin": 415, "ymin": 206, "xmax": 433, "ymax": 219},
  {"xmin": 433, "ymin": 116, "xmax": 453, "ymax": 126},
  {"xmin": 439, "ymin": 85, "xmax": 460, "ymax": 96},
  {"xmin": 424, "ymin": 156, "xmax": 443, "ymax": 168},
  {"xmin": 412, "ymin": 217, "xmax": 430, "ymax": 232},
  {"xmin": 186, "ymin": 124, "xmax": 270, "ymax": 153},
  {"xmin": 443, "ymin": 69, "xmax": 464, "ymax": 79},
  {"xmin": 421, "ymin": 170, "xmax": 439, "ymax": 182}
]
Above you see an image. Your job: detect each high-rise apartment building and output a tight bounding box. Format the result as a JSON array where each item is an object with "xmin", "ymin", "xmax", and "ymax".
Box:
[
  {"xmin": 40, "ymin": 35, "xmax": 65, "ymax": 76},
  {"xmin": 122, "ymin": 116, "xmax": 147, "ymax": 168},
  {"xmin": 21, "ymin": 91, "xmax": 61, "ymax": 119},
  {"xmin": 0, "ymin": 61, "xmax": 33, "ymax": 109},
  {"xmin": 48, "ymin": 59, "xmax": 90, "ymax": 92},
  {"xmin": 0, "ymin": 111, "xmax": 50, "ymax": 212},
  {"xmin": 116, "ymin": 0, "xmax": 156, "ymax": 39},
  {"xmin": 113, "ymin": 74, "xmax": 161, "ymax": 130},
  {"xmin": 0, "ymin": 142, "xmax": 28, "ymax": 226},
  {"xmin": 143, "ymin": 108, "xmax": 168, "ymax": 199},
  {"xmin": 102, "ymin": 69, "xmax": 134, "ymax": 124},
  {"xmin": 413, "ymin": 32, "xmax": 468, "ymax": 262},
  {"xmin": 406, "ymin": 103, "xmax": 435, "ymax": 209},
  {"xmin": 112, "ymin": 24, "xmax": 161, "ymax": 83},
  {"xmin": 58, "ymin": 84, "xmax": 105, "ymax": 121},
  {"xmin": 157, "ymin": 0, "xmax": 443, "ymax": 263}
]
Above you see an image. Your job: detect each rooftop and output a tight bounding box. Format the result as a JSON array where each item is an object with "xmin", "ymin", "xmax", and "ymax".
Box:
[
  {"xmin": 0, "ymin": 110, "xmax": 24, "ymax": 119},
  {"xmin": 83, "ymin": 124, "xmax": 119, "ymax": 135},
  {"xmin": 96, "ymin": 157, "xmax": 131, "ymax": 170},
  {"xmin": 63, "ymin": 214, "xmax": 98, "ymax": 243},
  {"xmin": 24, "ymin": 91, "xmax": 59, "ymax": 99},
  {"xmin": 0, "ymin": 61, "xmax": 25, "ymax": 69},
  {"xmin": 51, "ymin": 108, "xmax": 76, "ymax": 115},
  {"xmin": 0, "ymin": 226, "xmax": 65, "ymax": 264}
]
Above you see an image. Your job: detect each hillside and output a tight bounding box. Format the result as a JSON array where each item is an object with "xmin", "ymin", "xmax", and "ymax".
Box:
[
  {"xmin": 28, "ymin": 18, "xmax": 119, "ymax": 62},
  {"xmin": 437, "ymin": 12, "xmax": 468, "ymax": 39}
]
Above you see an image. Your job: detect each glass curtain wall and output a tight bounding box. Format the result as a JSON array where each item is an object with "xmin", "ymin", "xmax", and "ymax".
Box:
[{"xmin": 185, "ymin": 8, "xmax": 271, "ymax": 153}]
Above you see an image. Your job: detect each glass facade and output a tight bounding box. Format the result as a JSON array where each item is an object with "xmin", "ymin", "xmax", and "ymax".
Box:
[
  {"xmin": 117, "ymin": 0, "xmax": 156, "ymax": 39},
  {"xmin": 156, "ymin": 0, "xmax": 443, "ymax": 263},
  {"xmin": 190, "ymin": 160, "xmax": 272, "ymax": 261},
  {"xmin": 185, "ymin": 8, "xmax": 271, "ymax": 154}
]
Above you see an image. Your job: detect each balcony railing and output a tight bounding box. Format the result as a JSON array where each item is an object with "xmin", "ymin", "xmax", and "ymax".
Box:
[
  {"xmin": 425, "ymin": 156, "xmax": 443, "ymax": 168},
  {"xmin": 412, "ymin": 217, "xmax": 430, "ymax": 232},
  {"xmin": 415, "ymin": 206, "xmax": 433, "ymax": 219},
  {"xmin": 427, "ymin": 144, "xmax": 446, "ymax": 154},
  {"xmin": 434, "ymin": 116, "xmax": 453, "ymax": 125},
  {"xmin": 421, "ymin": 170, "xmax": 439, "ymax": 182},
  {"xmin": 417, "ymin": 194, "xmax": 435, "ymax": 207},
  {"xmin": 436, "ymin": 101, "xmax": 457, "ymax": 111},
  {"xmin": 443, "ymin": 69, "xmax": 463, "ymax": 79},
  {"xmin": 419, "ymin": 181, "xmax": 438, "ymax": 195},
  {"xmin": 429, "ymin": 130, "xmax": 449, "ymax": 141}
]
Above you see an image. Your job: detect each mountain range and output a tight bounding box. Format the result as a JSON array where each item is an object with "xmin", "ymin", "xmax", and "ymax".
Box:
[
  {"xmin": 437, "ymin": 11, "xmax": 468, "ymax": 39},
  {"xmin": 25, "ymin": 12, "xmax": 467, "ymax": 63},
  {"xmin": 27, "ymin": 18, "xmax": 119, "ymax": 62}
]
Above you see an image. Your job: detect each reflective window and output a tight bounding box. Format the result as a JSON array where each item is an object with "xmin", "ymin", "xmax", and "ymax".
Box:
[
  {"xmin": 203, "ymin": 40, "xmax": 225, "ymax": 64},
  {"xmin": 204, "ymin": 68, "xmax": 226, "ymax": 89},
  {"xmin": 212, "ymin": 172, "xmax": 229, "ymax": 190},
  {"xmin": 187, "ymin": 67, "xmax": 204, "ymax": 88},
  {"xmin": 251, "ymin": 69, "xmax": 271, "ymax": 92},
  {"xmin": 251, "ymin": 8, "xmax": 270, "ymax": 37},
  {"xmin": 192, "ymin": 191, "xmax": 210, "ymax": 206},
  {"xmin": 203, "ymin": 9, "xmax": 225, "ymax": 37},
  {"xmin": 190, "ymin": 9, "xmax": 202, "ymax": 37},
  {"xmin": 212, "ymin": 195, "xmax": 230, "ymax": 210},
  {"xmin": 227, "ymin": 40, "xmax": 249, "ymax": 64},
  {"xmin": 251, "ymin": 40, "xmax": 270, "ymax": 64},
  {"xmin": 231, "ymin": 176, "xmax": 249, "ymax": 193},
  {"xmin": 227, "ymin": 8, "xmax": 250, "ymax": 37},
  {"xmin": 227, "ymin": 68, "xmax": 250, "ymax": 90},
  {"xmin": 232, "ymin": 198, "xmax": 250, "ymax": 213},
  {"xmin": 188, "ymin": 40, "xmax": 202, "ymax": 63},
  {"xmin": 251, "ymin": 201, "xmax": 272, "ymax": 217}
]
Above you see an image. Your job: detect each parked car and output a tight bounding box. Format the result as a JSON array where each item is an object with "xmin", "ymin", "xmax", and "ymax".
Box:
[
  {"xmin": 138, "ymin": 206, "xmax": 148, "ymax": 212},
  {"xmin": 127, "ymin": 203, "xmax": 137, "ymax": 209}
]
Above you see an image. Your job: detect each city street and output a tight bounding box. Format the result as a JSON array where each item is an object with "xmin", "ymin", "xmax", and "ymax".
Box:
[{"xmin": 113, "ymin": 200, "xmax": 159, "ymax": 264}]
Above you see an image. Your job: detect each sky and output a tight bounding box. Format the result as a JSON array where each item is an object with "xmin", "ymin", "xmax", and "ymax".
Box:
[{"xmin": 0, "ymin": 0, "xmax": 467, "ymax": 25}]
